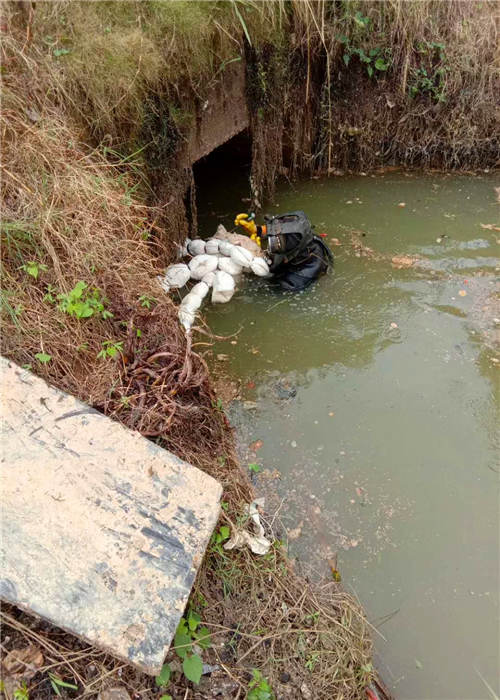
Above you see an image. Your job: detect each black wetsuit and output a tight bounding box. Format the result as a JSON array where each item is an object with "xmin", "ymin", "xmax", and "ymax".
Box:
[
  {"xmin": 271, "ymin": 236, "xmax": 332, "ymax": 292},
  {"xmin": 258, "ymin": 211, "xmax": 333, "ymax": 292}
]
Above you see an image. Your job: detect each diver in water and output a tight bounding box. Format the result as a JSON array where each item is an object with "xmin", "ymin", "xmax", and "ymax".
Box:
[{"xmin": 235, "ymin": 211, "xmax": 333, "ymax": 292}]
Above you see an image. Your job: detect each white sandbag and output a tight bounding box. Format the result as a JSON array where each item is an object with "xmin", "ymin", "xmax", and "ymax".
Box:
[
  {"xmin": 205, "ymin": 238, "xmax": 220, "ymax": 255},
  {"xmin": 157, "ymin": 275, "xmax": 170, "ymax": 293},
  {"xmin": 201, "ymin": 271, "xmax": 215, "ymax": 287},
  {"xmin": 218, "ymin": 256, "xmax": 243, "ymax": 276},
  {"xmin": 189, "ymin": 254, "xmax": 218, "ymax": 280},
  {"xmin": 178, "ymin": 308, "xmax": 195, "ymax": 332},
  {"xmin": 250, "ymin": 257, "xmax": 271, "ymax": 277},
  {"xmin": 188, "ymin": 239, "xmax": 206, "ymax": 256},
  {"xmin": 212, "ymin": 270, "xmax": 235, "ymax": 304},
  {"xmin": 164, "ymin": 263, "xmax": 191, "ymax": 289},
  {"xmin": 190, "ymin": 281, "xmax": 209, "ymax": 299},
  {"xmin": 230, "ymin": 246, "xmax": 253, "ymax": 269},
  {"xmin": 219, "ymin": 240, "xmax": 234, "ymax": 257},
  {"xmin": 181, "ymin": 291, "xmax": 202, "ymax": 312}
]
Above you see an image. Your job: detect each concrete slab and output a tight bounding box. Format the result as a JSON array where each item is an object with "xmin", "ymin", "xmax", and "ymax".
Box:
[{"xmin": 0, "ymin": 358, "xmax": 222, "ymax": 674}]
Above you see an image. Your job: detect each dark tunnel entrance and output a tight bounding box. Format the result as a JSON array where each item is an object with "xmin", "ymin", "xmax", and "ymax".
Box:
[{"xmin": 192, "ymin": 129, "xmax": 252, "ymax": 238}]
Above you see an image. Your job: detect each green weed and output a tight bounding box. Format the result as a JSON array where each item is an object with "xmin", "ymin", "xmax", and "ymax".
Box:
[
  {"xmin": 13, "ymin": 682, "xmax": 29, "ymax": 700},
  {"xmin": 247, "ymin": 669, "xmax": 274, "ymax": 700},
  {"xmin": 1, "ymin": 220, "xmax": 40, "ymax": 263},
  {"xmin": 339, "ymin": 37, "xmax": 391, "ymax": 77},
  {"xmin": 35, "ymin": 352, "xmax": 51, "ymax": 364},
  {"xmin": 305, "ymin": 651, "xmax": 320, "ymax": 671},
  {"xmin": 170, "ymin": 611, "xmax": 211, "ymax": 685},
  {"xmin": 212, "ymin": 525, "xmax": 231, "ymax": 547},
  {"xmin": 138, "ymin": 293, "xmax": 157, "ymax": 309},
  {"xmin": 155, "ymin": 663, "xmax": 171, "ymax": 687},
  {"xmin": 20, "ymin": 261, "xmax": 48, "ymax": 280},
  {"xmin": 0, "ymin": 290, "xmax": 24, "ymax": 329},
  {"xmin": 97, "ymin": 340, "xmax": 123, "ymax": 360},
  {"xmin": 409, "ymin": 66, "xmax": 447, "ymax": 102},
  {"xmin": 48, "ymin": 673, "xmax": 77, "ymax": 695},
  {"xmin": 51, "ymin": 281, "xmax": 113, "ymax": 320}
]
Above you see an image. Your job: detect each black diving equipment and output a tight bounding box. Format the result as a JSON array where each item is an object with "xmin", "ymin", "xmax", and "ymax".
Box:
[{"xmin": 262, "ymin": 211, "xmax": 333, "ymax": 292}]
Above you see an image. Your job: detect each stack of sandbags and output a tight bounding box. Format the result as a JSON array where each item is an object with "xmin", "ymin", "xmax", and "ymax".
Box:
[{"xmin": 159, "ymin": 228, "xmax": 272, "ymax": 333}]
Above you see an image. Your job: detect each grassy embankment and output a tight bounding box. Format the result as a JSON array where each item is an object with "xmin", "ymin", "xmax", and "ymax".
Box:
[{"xmin": 1, "ymin": 1, "xmax": 497, "ymax": 698}]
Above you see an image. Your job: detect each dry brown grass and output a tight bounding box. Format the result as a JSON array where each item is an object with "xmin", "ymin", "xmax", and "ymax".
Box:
[
  {"xmin": 250, "ymin": 0, "xmax": 499, "ymax": 198},
  {"xmin": 0, "ymin": 25, "xmax": 227, "ymax": 469}
]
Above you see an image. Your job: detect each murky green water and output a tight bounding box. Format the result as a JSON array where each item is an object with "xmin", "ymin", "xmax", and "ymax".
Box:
[{"xmin": 197, "ymin": 170, "xmax": 499, "ymax": 699}]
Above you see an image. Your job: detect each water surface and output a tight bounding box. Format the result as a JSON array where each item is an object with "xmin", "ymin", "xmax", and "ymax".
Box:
[{"xmin": 198, "ymin": 171, "xmax": 499, "ymax": 699}]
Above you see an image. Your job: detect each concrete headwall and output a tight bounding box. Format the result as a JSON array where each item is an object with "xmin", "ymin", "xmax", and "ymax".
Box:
[{"xmin": 186, "ymin": 61, "xmax": 249, "ymax": 164}]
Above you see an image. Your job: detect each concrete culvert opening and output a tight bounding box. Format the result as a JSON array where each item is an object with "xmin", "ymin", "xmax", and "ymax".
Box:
[{"xmin": 193, "ymin": 129, "xmax": 252, "ymax": 236}]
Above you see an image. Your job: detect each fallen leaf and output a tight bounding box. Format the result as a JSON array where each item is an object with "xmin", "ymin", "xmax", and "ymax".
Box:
[
  {"xmin": 216, "ymin": 354, "xmax": 229, "ymax": 361},
  {"xmin": 250, "ymin": 347, "xmax": 260, "ymax": 355},
  {"xmin": 480, "ymin": 223, "xmax": 500, "ymax": 232},
  {"xmin": 330, "ymin": 238, "xmax": 342, "ymax": 246},
  {"xmin": 2, "ymin": 646, "xmax": 44, "ymax": 680},
  {"xmin": 390, "ymin": 322, "xmax": 398, "ymax": 329},
  {"xmin": 391, "ymin": 255, "xmax": 415, "ymax": 269},
  {"xmin": 328, "ymin": 411, "xmax": 335, "ymax": 417},
  {"xmin": 398, "ymin": 202, "xmax": 406, "ymax": 207},
  {"xmin": 458, "ymin": 290, "xmax": 467, "ymax": 297},
  {"xmin": 246, "ymin": 381, "xmax": 256, "ymax": 389},
  {"xmin": 249, "ymin": 439, "xmax": 263, "ymax": 451}
]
